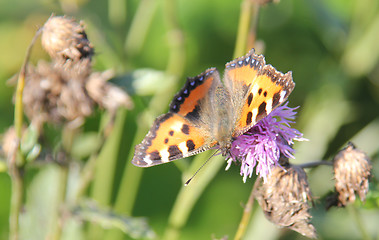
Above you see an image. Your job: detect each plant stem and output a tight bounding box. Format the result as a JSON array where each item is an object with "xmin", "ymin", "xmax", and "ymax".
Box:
[
  {"xmin": 124, "ymin": 0, "xmax": 158, "ymax": 56},
  {"xmin": 164, "ymin": 0, "xmax": 185, "ymax": 76},
  {"xmin": 112, "ymin": 128, "xmax": 144, "ymax": 215},
  {"xmin": 9, "ymin": 27, "xmax": 42, "ymax": 240},
  {"xmin": 108, "ymin": 0, "xmax": 127, "ymax": 27},
  {"xmin": 102, "ymin": 126, "xmax": 144, "ymax": 240},
  {"xmin": 74, "ymin": 115, "xmax": 115, "ymax": 203},
  {"xmin": 233, "ymin": 178, "xmax": 260, "ymax": 240},
  {"xmin": 9, "ymin": 164, "xmax": 23, "ymax": 240},
  {"xmin": 88, "ymin": 110, "xmax": 126, "ymax": 240},
  {"xmin": 162, "ymin": 154, "xmax": 225, "ymax": 240},
  {"xmin": 234, "ymin": 0, "xmax": 262, "ymax": 58},
  {"xmin": 51, "ymin": 125, "xmax": 78, "ymax": 240},
  {"xmin": 234, "ymin": 0, "xmax": 252, "ymax": 58},
  {"xmin": 348, "ymin": 204, "xmax": 371, "ymax": 240},
  {"xmin": 298, "ymin": 161, "xmax": 333, "ymax": 168},
  {"xmin": 51, "ymin": 164, "xmax": 69, "ymax": 240},
  {"xmin": 247, "ymin": 2, "xmax": 260, "ymax": 50}
]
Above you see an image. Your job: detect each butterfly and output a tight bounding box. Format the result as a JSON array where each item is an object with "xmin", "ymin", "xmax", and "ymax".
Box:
[{"xmin": 132, "ymin": 49, "xmax": 294, "ymax": 167}]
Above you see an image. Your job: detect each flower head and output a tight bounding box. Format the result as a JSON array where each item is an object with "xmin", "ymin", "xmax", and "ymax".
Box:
[
  {"xmin": 20, "ymin": 15, "xmax": 133, "ymax": 130},
  {"xmin": 254, "ymin": 164, "xmax": 316, "ymax": 238},
  {"xmin": 332, "ymin": 142, "xmax": 371, "ymax": 207},
  {"xmin": 42, "ymin": 15, "xmax": 94, "ymax": 62},
  {"xmin": 226, "ymin": 102, "xmax": 305, "ymax": 182}
]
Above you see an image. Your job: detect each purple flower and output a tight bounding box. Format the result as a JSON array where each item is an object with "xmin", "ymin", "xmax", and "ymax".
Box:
[{"xmin": 226, "ymin": 102, "xmax": 306, "ymax": 183}]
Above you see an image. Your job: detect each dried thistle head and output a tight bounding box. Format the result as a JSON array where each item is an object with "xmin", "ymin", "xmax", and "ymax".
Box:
[
  {"xmin": 23, "ymin": 60, "xmax": 94, "ymax": 129},
  {"xmin": 86, "ymin": 70, "xmax": 134, "ymax": 112},
  {"xmin": 1, "ymin": 127, "xmax": 19, "ymax": 161},
  {"xmin": 255, "ymin": 163, "xmax": 316, "ymax": 238},
  {"xmin": 333, "ymin": 142, "xmax": 371, "ymax": 207},
  {"xmin": 41, "ymin": 15, "xmax": 94, "ymax": 62},
  {"xmin": 21, "ymin": 15, "xmax": 133, "ymax": 129},
  {"xmin": 23, "ymin": 60, "xmax": 133, "ymax": 129}
]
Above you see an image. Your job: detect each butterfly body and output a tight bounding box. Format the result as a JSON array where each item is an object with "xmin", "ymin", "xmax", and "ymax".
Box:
[{"xmin": 132, "ymin": 49, "xmax": 295, "ymax": 167}]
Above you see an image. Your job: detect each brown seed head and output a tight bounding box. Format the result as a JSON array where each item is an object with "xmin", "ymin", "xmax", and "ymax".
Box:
[
  {"xmin": 21, "ymin": 15, "xmax": 132, "ymax": 130},
  {"xmin": 23, "ymin": 60, "xmax": 94, "ymax": 128},
  {"xmin": 86, "ymin": 70, "xmax": 134, "ymax": 112},
  {"xmin": 41, "ymin": 15, "xmax": 94, "ymax": 62},
  {"xmin": 2, "ymin": 127, "xmax": 19, "ymax": 160},
  {"xmin": 333, "ymin": 142, "xmax": 371, "ymax": 206},
  {"xmin": 255, "ymin": 164, "xmax": 316, "ymax": 238}
]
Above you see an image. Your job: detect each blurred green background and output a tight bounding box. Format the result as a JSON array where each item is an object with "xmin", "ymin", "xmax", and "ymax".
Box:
[{"xmin": 0, "ymin": 0, "xmax": 379, "ymax": 239}]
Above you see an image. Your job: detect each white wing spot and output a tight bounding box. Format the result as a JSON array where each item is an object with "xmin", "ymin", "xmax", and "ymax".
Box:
[
  {"xmin": 178, "ymin": 142, "xmax": 188, "ymax": 155},
  {"xmin": 279, "ymin": 91, "xmax": 286, "ymax": 103},
  {"xmin": 266, "ymin": 98, "xmax": 273, "ymax": 114},
  {"xmin": 252, "ymin": 108, "xmax": 258, "ymax": 124},
  {"xmin": 171, "ymin": 121, "xmax": 184, "ymax": 133},
  {"xmin": 252, "ymin": 84, "xmax": 260, "ymax": 95},
  {"xmin": 160, "ymin": 150, "xmax": 170, "ymax": 163},
  {"xmin": 144, "ymin": 157, "xmax": 153, "ymax": 165}
]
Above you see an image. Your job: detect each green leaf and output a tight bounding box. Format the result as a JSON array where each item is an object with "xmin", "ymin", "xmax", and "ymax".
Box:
[
  {"xmin": 0, "ymin": 160, "xmax": 6, "ymax": 172},
  {"xmin": 73, "ymin": 200, "xmax": 156, "ymax": 239},
  {"xmin": 21, "ymin": 124, "xmax": 41, "ymax": 162},
  {"xmin": 19, "ymin": 165, "xmax": 61, "ymax": 240},
  {"xmin": 111, "ymin": 69, "xmax": 175, "ymax": 96},
  {"xmin": 71, "ymin": 132, "xmax": 100, "ymax": 159},
  {"xmin": 25, "ymin": 143, "xmax": 41, "ymax": 163}
]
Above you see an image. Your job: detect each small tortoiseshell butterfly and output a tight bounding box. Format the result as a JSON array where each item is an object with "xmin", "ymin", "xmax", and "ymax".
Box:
[{"xmin": 132, "ymin": 49, "xmax": 294, "ymax": 167}]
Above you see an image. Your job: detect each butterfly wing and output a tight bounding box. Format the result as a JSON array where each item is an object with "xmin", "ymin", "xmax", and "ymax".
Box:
[
  {"xmin": 224, "ymin": 49, "xmax": 295, "ymax": 136},
  {"xmin": 132, "ymin": 68, "xmax": 221, "ymax": 167}
]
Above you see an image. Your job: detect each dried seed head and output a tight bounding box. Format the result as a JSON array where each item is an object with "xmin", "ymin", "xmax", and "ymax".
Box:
[
  {"xmin": 86, "ymin": 70, "xmax": 134, "ymax": 112},
  {"xmin": 23, "ymin": 60, "xmax": 94, "ymax": 128},
  {"xmin": 22, "ymin": 59, "xmax": 132, "ymax": 129},
  {"xmin": 255, "ymin": 164, "xmax": 316, "ymax": 238},
  {"xmin": 20, "ymin": 15, "xmax": 132, "ymax": 130},
  {"xmin": 41, "ymin": 15, "xmax": 94, "ymax": 62},
  {"xmin": 2, "ymin": 127, "xmax": 19, "ymax": 160},
  {"xmin": 333, "ymin": 142, "xmax": 371, "ymax": 207}
]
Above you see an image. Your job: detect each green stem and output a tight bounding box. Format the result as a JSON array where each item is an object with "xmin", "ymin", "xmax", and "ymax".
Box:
[
  {"xmin": 233, "ymin": 0, "xmax": 261, "ymax": 58},
  {"xmin": 233, "ymin": 179, "xmax": 260, "ymax": 240},
  {"xmin": 247, "ymin": 2, "xmax": 260, "ymax": 50},
  {"xmin": 74, "ymin": 115, "xmax": 115, "ymax": 203},
  {"xmin": 124, "ymin": 0, "xmax": 158, "ymax": 56},
  {"xmin": 348, "ymin": 204, "xmax": 371, "ymax": 240},
  {"xmin": 164, "ymin": 0, "xmax": 185, "ymax": 76},
  {"xmin": 102, "ymin": 125, "xmax": 145, "ymax": 240},
  {"xmin": 51, "ymin": 165, "xmax": 69, "ymax": 240},
  {"xmin": 88, "ymin": 110, "xmax": 126, "ymax": 240},
  {"xmin": 108, "ymin": 0, "xmax": 127, "ymax": 27},
  {"xmin": 51, "ymin": 125, "xmax": 78, "ymax": 240},
  {"xmin": 10, "ymin": 27, "xmax": 42, "ymax": 240},
  {"xmin": 234, "ymin": 0, "xmax": 252, "ymax": 58},
  {"xmin": 298, "ymin": 161, "xmax": 333, "ymax": 168},
  {"xmin": 9, "ymin": 165, "xmax": 23, "ymax": 240},
  {"xmin": 162, "ymin": 154, "xmax": 225, "ymax": 240},
  {"xmin": 112, "ymin": 129, "xmax": 144, "ymax": 215}
]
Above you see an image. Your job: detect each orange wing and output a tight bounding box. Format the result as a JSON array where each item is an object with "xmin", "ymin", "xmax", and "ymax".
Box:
[
  {"xmin": 224, "ymin": 49, "xmax": 295, "ymax": 137},
  {"xmin": 132, "ymin": 68, "xmax": 220, "ymax": 167}
]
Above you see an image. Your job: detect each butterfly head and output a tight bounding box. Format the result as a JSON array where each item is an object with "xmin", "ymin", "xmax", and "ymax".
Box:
[{"xmin": 219, "ymin": 139, "xmax": 233, "ymax": 157}]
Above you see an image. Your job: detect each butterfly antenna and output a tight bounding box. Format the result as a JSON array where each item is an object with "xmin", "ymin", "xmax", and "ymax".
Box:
[{"xmin": 185, "ymin": 149, "xmax": 221, "ymax": 186}]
